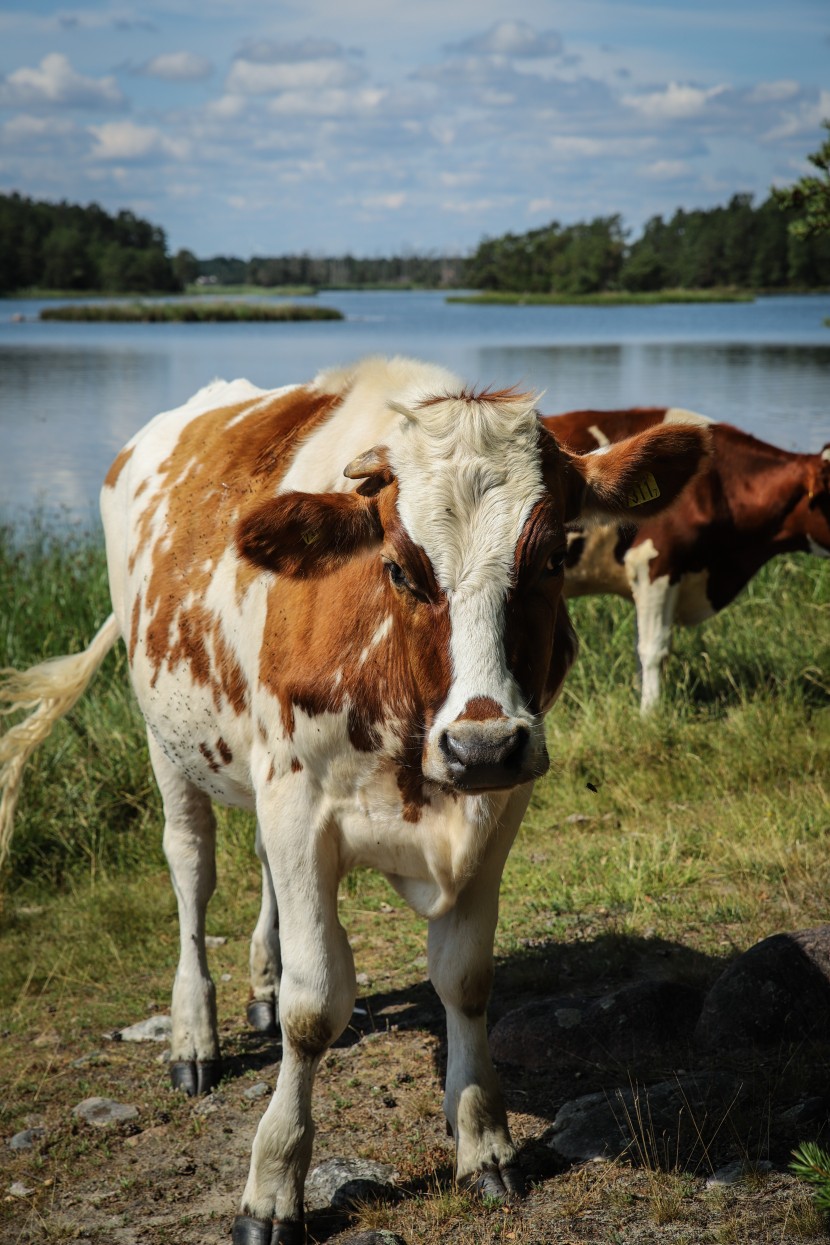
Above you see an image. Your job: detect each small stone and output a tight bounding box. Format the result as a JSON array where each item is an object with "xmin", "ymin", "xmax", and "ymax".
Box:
[
  {"xmin": 205, "ymin": 936, "xmax": 227, "ymax": 947},
  {"xmin": 220, "ymin": 973, "xmax": 232, "ymax": 982},
  {"xmin": 9, "ymin": 1182, "xmax": 33, "ymax": 1198},
  {"xmin": 72, "ymin": 1098, "xmax": 139, "ymax": 1128},
  {"xmin": 305, "ymin": 1157, "xmax": 398, "ymax": 1211},
  {"xmin": 117, "ymin": 1015, "xmax": 172, "ymax": 1043},
  {"xmin": 8, "ymin": 1128, "xmax": 46, "ymax": 1151},
  {"xmin": 563, "ymin": 813, "xmax": 593, "ymax": 824},
  {"xmin": 356, "ymin": 972, "xmax": 371, "ymax": 987},
  {"xmin": 243, "ymin": 1082, "xmax": 271, "ymax": 1100}
]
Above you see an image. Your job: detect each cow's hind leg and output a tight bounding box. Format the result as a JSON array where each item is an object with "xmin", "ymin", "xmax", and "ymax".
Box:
[
  {"xmin": 626, "ymin": 546, "xmax": 679, "ymax": 713},
  {"xmin": 147, "ymin": 732, "xmax": 221, "ymax": 1096},
  {"xmin": 247, "ymin": 820, "xmax": 281, "ymax": 1036},
  {"xmin": 428, "ymin": 789, "xmax": 530, "ymax": 1201},
  {"xmin": 233, "ymin": 790, "xmax": 355, "ymax": 1243}
]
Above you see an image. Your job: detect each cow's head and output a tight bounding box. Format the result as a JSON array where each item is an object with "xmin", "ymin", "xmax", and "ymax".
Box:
[{"xmin": 237, "ymin": 390, "xmax": 708, "ymax": 794}]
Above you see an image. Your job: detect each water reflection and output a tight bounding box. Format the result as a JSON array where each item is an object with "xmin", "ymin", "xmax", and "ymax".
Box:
[{"xmin": 479, "ymin": 341, "xmax": 830, "ymax": 450}]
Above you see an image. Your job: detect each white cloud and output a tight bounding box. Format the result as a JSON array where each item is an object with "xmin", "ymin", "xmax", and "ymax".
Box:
[
  {"xmin": 747, "ymin": 79, "xmax": 800, "ymax": 104},
  {"xmin": 362, "ymin": 192, "xmax": 406, "ymax": 210},
  {"xmin": 642, "ymin": 158, "xmax": 692, "ymax": 180},
  {"xmin": 88, "ymin": 120, "xmax": 188, "ymax": 161},
  {"xmin": 0, "ymin": 52, "xmax": 125, "ymax": 110},
  {"xmin": 1, "ymin": 112, "xmax": 79, "ymax": 152},
  {"xmin": 763, "ymin": 89, "xmax": 830, "ymax": 142},
  {"xmin": 137, "ymin": 52, "xmax": 214, "ymax": 82},
  {"xmin": 226, "ymin": 56, "xmax": 364, "ymax": 95},
  {"xmin": 268, "ymin": 87, "xmax": 386, "ymax": 117},
  {"xmin": 623, "ymin": 81, "xmax": 728, "ymax": 121},
  {"xmin": 447, "ymin": 21, "xmax": 563, "ymax": 59}
]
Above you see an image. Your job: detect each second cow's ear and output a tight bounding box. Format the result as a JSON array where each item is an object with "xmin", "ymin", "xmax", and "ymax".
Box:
[
  {"xmin": 555, "ymin": 423, "xmax": 711, "ymax": 523},
  {"xmin": 237, "ymin": 490, "xmax": 383, "ymax": 577}
]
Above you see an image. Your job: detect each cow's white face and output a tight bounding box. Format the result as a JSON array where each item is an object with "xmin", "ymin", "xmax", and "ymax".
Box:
[{"xmin": 390, "ymin": 391, "xmax": 558, "ymax": 791}]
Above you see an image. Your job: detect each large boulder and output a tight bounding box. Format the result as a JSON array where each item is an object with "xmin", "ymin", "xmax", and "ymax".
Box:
[
  {"xmin": 695, "ymin": 927, "xmax": 830, "ymax": 1051},
  {"xmin": 490, "ymin": 979, "xmax": 703, "ymax": 1068}
]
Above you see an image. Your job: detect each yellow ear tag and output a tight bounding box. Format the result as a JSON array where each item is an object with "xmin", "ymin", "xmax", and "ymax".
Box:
[
  {"xmin": 301, "ymin": 528, "xmax": 321, "ymax": 546},
  {"xmin": 626, "ymin": 472, "xmax": 661, "ymax": 508}
]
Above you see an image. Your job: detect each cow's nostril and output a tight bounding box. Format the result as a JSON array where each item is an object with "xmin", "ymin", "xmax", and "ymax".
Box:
[{"xmin": 441, "ymin": 723, "xmax": 529, "ymax": 771}]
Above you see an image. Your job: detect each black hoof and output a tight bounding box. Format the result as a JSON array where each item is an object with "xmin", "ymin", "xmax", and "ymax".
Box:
[
  {"xmin": 247, "ymin": 998, "xmax": 279, "ymax": 1036},
  {"xmin": 468, "ymin": 1163, "xmax": 525, "ymax": 1202},
  {"xmin": 231, "ymin": 1215, "xmax": 304, "ymax": 1244},
  {"xmin": 169, "ymin": 1058, "xmax": 223, "ymax": 1096}
]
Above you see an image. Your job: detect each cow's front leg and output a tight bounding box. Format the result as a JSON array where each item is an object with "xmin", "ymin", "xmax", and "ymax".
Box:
[
  {"xmin": 428, "ymin": 789, "xmax": 530, "ymax": 1201},
  {"xmin": 233, "ymin": 790, "xmax": 355, "ymax": 1243},
  {"xmin": 247, "ymin": 820, "xmax": 282, "ymax": 1036},
  {"xmin": 147, "ymin": 732, "xmax": 221, "ymax": 1096}
]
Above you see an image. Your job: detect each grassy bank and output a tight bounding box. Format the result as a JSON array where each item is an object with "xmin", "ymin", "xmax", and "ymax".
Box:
[
  {"xmin": 184, "ymin": 283, "xmax": 317, "ymax": 297},
  {"xmin": 39, "ymin": 300, "xmax": 343, "ymax": 323},
  {"xmin": 447, "ymin": 288, "xmax": 756, "ymax": 306},
  {"xmin": 1, "ymin": 526, "xmax": 829, "ymax": 1243}
]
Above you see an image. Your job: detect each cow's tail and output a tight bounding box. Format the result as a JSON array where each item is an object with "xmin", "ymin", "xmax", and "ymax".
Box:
[{"xmin": 0, "ymin": 613, "xmax": 121, "ymax": 870}]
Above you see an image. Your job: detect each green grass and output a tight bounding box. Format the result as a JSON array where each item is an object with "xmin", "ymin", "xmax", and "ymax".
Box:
[
  {"xmin": 38, "ymin": 300, "xmax": 343, "ymax": 323},
  {"xmin": 184, "ymin": 283, "xmax": 317, "ymax": 297},
  {"xmin": 447, "ymin": 289, "xmax": 755, "ymax": 306}
]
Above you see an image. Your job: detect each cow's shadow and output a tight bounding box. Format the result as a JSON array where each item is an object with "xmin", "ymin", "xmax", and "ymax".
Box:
[{"xmin": 225, "ymin": 927, "xmax": 830, "ymax": 1234}]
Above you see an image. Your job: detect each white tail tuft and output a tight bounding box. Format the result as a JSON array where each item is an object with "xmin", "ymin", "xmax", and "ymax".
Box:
[{"xmin": 0, "ymin": 613, "xmax": 121, "ymax": 872}]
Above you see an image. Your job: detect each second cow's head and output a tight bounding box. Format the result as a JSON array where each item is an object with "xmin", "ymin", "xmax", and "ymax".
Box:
[{"xmin": 238, "ymin": 390, "xmax": 708, "ymax": 794}]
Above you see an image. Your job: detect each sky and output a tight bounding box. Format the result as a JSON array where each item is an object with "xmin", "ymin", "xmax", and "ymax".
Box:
[{"xmin": 0, "ymin": 1, "xmax": 828, "ymax": 259}]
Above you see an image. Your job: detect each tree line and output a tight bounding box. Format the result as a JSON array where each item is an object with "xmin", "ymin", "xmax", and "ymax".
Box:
[
  {"xmin": 0, "ymin": 192, "xmax": 181, "ymax": 294},
  {"xmin": 2, "ymin": 176, "xmax": 828, "ymax": 297},
  {"xmin": 464, "ymin": 194, "xmax": 830, "ymax": 295}
]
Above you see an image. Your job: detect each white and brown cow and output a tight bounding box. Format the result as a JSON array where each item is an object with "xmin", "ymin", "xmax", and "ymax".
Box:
[
  {"xmin": 0, "ymin": 358, "xmax": 708, "ymax": 1242},
  {"xmin": 541, "ymin": 406, "xmax": 830, "ymax": 711}
]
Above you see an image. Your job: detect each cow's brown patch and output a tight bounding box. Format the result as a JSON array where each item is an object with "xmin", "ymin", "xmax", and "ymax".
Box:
[
  {"xmin": 199, "ymin": 742, "xmax": 220, "ymax": 773},
  {"xmin": 216, "ymin": 737, "xmax": 232, "ymax": 765},
  {"xmin": 128, "ymin": 593, "xmax": 141, "ymax": 664},
  {"xmin": 132, "ymin": 385, "xmax": 340, "ymax": 711},
  {"xmin": 457, "ymin": 697, "xmax": 503, "ymax": 722},
  {"xmin": 103, "ymin": 445, "xmax": 134, "ymax": 490},
  {"xmin": 290, "ymin": 757, "xmax": 303, "ymax": 774}
]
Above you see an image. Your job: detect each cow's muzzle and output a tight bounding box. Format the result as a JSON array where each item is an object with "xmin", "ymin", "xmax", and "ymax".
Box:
[{"xmin": 439, "ymin": 717, "xmax": 548, "ymax": 791}]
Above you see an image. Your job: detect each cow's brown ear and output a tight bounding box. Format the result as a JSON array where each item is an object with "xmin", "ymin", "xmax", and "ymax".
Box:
[
  {"xmin": 561, "ymin": 424, "xmax": 711, "ymax": 523},
  {"xmin": 236, "ymin": 490, "xmax": 382, "ymax": 578}
]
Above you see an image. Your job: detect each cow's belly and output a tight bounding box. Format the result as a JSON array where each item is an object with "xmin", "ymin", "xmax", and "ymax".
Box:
[{"xmin": 674, "ymin": 570, "xmax": 716, "ymax": 625}]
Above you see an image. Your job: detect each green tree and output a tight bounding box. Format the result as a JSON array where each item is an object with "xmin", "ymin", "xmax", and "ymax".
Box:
[{"xmin": 774, "ymin": 120, "xmax": 830, "ymax": 239}]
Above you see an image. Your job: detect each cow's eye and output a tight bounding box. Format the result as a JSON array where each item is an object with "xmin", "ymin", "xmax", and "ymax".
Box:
[
  {"xmin": 385, "ymin": 560, "xmax": 408, "ymax": 589},
  {"xmin": 545, "ymin": 550, "xmax": 566, "ymax": 576}
]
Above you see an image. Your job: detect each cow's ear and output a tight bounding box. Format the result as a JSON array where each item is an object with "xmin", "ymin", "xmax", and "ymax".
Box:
[
  {"xmin": 559, "ymin": 424, "xmax": 711, "ymax": 523},
  {"xmin": 236, "ymin": 490, "xmax": 382, "ymax": 577}
]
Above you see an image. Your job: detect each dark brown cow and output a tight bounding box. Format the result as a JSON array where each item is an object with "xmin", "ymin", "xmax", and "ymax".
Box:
[
  {"xmin": 541, "ymin": 406, "xmax": 830, "ymax": 710},
  {"xmin": 0, "ymin": 360, "xmax": 709, "ymax": 1240}
]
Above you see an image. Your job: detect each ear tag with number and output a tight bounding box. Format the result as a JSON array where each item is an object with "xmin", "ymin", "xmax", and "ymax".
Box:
[{"xmin": 626, "ymin": 472, "xmax": 661, "ymax": 508}]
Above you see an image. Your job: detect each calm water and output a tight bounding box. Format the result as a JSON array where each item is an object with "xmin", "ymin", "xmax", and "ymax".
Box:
[{"xmin": 1, "ymin": 290, "xmax": 829, "ymax": 525}]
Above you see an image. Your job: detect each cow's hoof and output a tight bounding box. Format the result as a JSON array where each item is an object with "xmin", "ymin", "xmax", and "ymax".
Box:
[
  {"xmin": 246, "ymin": 998, "xmax": 279, "ymax": 1036},
  {"xmin": 467, "ymin": 1163, "xmax": 525, "ymax": 1202},
  {"xmin": 231, "ymin": 1215, "xmax": 304, "ymax": 1244},
  {"xmin": 169, "ymin": 1058, "xmax": 222, "ymax": 1096}
]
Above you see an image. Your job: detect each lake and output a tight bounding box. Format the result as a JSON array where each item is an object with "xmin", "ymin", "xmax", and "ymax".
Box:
[{"xmin": 1, "ymin": 290, "xmax": 829, "ymax": 526}]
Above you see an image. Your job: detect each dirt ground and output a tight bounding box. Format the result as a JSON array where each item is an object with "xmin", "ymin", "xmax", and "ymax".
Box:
[{"xmin": 4, "ymin": 929, "xmax": 830, "ymax": 1245}]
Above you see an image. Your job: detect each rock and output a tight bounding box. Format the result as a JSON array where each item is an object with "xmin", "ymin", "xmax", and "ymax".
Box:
[
  {"xmin": 9, "ymin": 1181, "xmax": 34, "ymax": 1198},
  {"xmin": 72, "ymin": 1098, "xmax": 139, "ymax": 1128},
  {"xmin": 8, "ymin": 1128, "xmax": 46, "ymax": 1151},
  {"xmin": 305, "ymin": 1156, "xmax": 398, "ymax": 1211},
  {"xmin": 356, "ymin": 971, "xmax": 371, "ymax": 987},
  {"xmin": 546, "ymin": 1073, "xmax": 744, "ymax": 1164},
  {"xmin": 705, "ymin": 1159, "xmax": 772, "ymax": 1189},
  {"xmin": 205, "ymin": 935, "xmax": 227, "ymax": 946},
  {"xmin": 490, "ymin": 980, "xmax": 704, "ymax": 1067},
  {"xmin": 696, "ymin": 927, "xmax": 830, "ymax": 1050},
  {"xmin": 116, "ymin": 1015, "xmax": 172, "ymax": 1043},
  {"xmin": 243, "ymin": 1082, "xmax": 271, "ymax": 1100}
]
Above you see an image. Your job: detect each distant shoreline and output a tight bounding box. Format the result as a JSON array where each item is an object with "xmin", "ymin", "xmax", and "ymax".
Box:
[
  {"xmin": 38, "ymin": 301, "xmax": 343, "ymax": 323},
  {"xmin": 446, "ymin": 289, "xmax": 756, "ymax": 306}
]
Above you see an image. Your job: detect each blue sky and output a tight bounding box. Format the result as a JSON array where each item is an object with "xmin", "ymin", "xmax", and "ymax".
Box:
[{"xmin": 0, "ymin": 1, "xmax": 827, "ymax": 258}]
